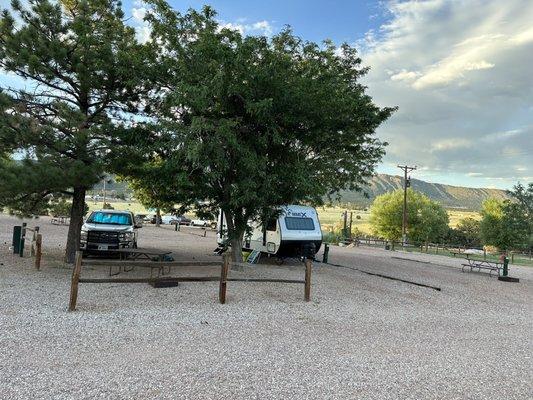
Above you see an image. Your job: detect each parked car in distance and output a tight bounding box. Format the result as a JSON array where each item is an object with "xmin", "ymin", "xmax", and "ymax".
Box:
[
  {"xmin": 161, "ymin": 215, "xmax": 179, "ymax": 225},
  {"xmin": 148, "ymin": 214, "xmax": 166, "ymax": 224},
  {"xmin": 134, "ymin": 214, "xmax": 146, "ymax": 225},
  {"xmin": 191, "ymin": 219, "xmax": 217, "ymax": 229},
  {"xmin": 175, "ymin": 215, "xmax": 192, "ymax": 225},
  {"xmin": 80, "ymin": 210, "xmax": 141, "ymax": 254}
]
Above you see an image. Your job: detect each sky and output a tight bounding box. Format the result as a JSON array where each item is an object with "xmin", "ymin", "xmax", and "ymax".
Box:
[{"xmin": 1, "ymin": 0, "xmax": 532, "ymax": 190}]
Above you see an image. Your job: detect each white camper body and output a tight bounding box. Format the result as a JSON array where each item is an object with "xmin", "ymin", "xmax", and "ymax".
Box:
[{"xmin": 217, "ymin": 205, "xmax": 322, "ymax": 257}]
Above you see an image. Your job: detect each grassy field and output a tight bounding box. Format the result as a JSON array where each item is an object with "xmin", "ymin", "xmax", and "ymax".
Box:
[
  {"xmin": 87, "ymin": 201, "xmax": 150, "ymax": 214},
  {"xmin": 317, "ymin": 206, "xmax": 480, "ymax": 235}
]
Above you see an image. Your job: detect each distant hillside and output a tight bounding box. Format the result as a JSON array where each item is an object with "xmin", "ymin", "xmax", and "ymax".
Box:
[
  {"xmin": 90, "ymin": 173, "xmax": 511, "ymax": 211},
  {"xmin": 334, "ymin": 174, "xmax": 511, "ymax": 210}
]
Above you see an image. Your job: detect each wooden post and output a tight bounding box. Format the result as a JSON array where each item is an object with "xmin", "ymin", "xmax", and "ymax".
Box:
[
  {"xmin": 68, "ymin": 251, "xmax": 83, "ymax": 311},
  {"xmin": 34, "ymin": 234, "xmax": 42, "ymax": 270},
  {"xmin": 304, "ymin": 258, "xmax": 312, "ymax": 302},
  {"xmin": 219, "ymin": 253, "xmax": 230, "ymax": 304},
  {"xmin": 30, "ymin": 227, "xmax": 36, "ymax": 256},
  {"xmin": 19, "ymin": 222, "xmax": 27, "ymax": 257}
]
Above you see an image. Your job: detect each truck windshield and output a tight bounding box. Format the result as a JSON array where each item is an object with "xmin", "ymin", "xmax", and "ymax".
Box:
[
  {"xmin": 87, "ymin": 212, "xmax": 132, "ymax": 225},
  {"xmin": 285, "ymin": 217, "xmax": 315, "ymax": 230}
]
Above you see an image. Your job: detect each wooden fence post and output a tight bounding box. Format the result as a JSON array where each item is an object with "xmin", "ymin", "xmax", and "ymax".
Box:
[
  {"xmin": 304, "ymin": 258, "xmax": 312, "ymax": 302},
  {"xmin": 34, "ymin": 234, "xmax": 42, "ymax": 270},
  {"xmin": 19, "ymin": 222, "xmax": 27, "ymax": 257},
  {"xmin": 219, "ymin": 252, "xmax": 230, "ymax": 304},
  {"xmin": 68, "ymin": 251, "xmax": 83, "ymax": 311}
]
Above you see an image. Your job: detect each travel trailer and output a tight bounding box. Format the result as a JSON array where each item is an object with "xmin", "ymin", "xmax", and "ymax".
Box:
[{"xmin": 217, "ymin": 205, "xmax": 322, "ymax": 258}]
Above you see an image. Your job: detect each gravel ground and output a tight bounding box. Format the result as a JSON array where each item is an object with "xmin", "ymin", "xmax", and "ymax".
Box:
[{"xmin": 1, "ymin": 214, "xmax": 532, "ymax": 400}]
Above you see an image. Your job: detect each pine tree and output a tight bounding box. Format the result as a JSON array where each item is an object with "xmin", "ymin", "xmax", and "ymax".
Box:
[{"xmin": 0, "ymin": 0, "xmax": 149, "ymax": 262}]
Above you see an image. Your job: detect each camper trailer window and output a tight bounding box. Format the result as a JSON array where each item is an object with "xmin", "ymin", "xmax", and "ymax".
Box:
[
  {"xmin": 266, "ymin": 218, "xmax": 277, "ymax": 231},
  {"xmin": 285, "ymin": 217, "xmax": 315, "ymax": 230}
]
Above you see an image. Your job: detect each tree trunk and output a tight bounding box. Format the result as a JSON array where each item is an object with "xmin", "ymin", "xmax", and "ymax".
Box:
[
  {"xmin": 65, "ymin": 186, "xmax": 86, "ymax": 264},
  {"xmin": 224, "ymin": 209, "xmax": 244, "ymax": 263},
  {"xmin": 231, "ymin": 236, "xmax": 244, "ymax": 263},
  {"xmin": 156, "ymin": 207, "xmax": 161, "ymax": 227}
]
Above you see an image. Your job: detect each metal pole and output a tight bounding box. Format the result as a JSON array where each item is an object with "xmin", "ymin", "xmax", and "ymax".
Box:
[
  {"xmin": 502, "ymin": 256, "xmax": 509, "ymax": 277},
  {"xmin": 102, "ymin": 179, "xmax": 106, "ymax": 208},
  {"xmin": 402, "ymin": 167, "xmax": 407, "ymax": 245},
  {"xmin": 349, "ymin": 212, "xmax": 353, "ymax": 240},
  {"xmin": 343, "ymin": 211, "xmax": 347, "ymax": 239}
]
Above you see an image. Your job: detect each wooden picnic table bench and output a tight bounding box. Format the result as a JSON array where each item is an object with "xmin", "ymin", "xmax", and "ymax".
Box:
[
  {"xmin": 461, "ymin": 258, "xmax": 505, "ymax": 277},
  {"xmin": 51, "ymin": 216, "xmax": 69, "ymax": 225},
  {"xmin": 117, "ymin": 248, "xmax": 172, "ymax": 261},
  {"xmin": 101, "ymin": 248, "xmax": 173, "ymax": 276}
]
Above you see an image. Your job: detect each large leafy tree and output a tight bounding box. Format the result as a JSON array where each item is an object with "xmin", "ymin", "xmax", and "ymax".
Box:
[
  {"xmin": 119, "ymin": 161, "xmax": 179, "ymax": 227},
  {"xmin": 123, "ymin": 4, "xmax": 394, "ymax": 260},
  {"xmin": 446, "ymin": 217, "xmax": 481, "ymax": 247},
  {"xmin": 0, "ymin": 0, "xmax": 148, "ymax": 262},
  {"xmin": 507, "ymin": 182, "xmax": 533, "ymax": 251},
  {"xmin": 370, "ymin": 189, "xmax": 449, "ymax": 245},
  {"xmin": 481, "ymin": 183, "xmax": 532, "ymax": 252}
]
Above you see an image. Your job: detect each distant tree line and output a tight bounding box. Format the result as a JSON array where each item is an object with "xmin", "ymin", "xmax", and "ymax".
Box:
[{"xmin": 368, "ymin": 183, "xmax": 532, "ymax": 253}]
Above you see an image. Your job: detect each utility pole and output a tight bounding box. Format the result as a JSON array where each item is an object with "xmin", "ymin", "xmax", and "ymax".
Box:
[
  {"xmin": 102, "ymin": 178, "xmax": 112, "ymax": 209},
  {"xmin": 397, "ymin": 164, "xmax": 417, "ymax": 246}
]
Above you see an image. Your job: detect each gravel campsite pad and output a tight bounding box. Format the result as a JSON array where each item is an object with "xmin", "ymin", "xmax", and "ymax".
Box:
[{"xmin": 1, "ymin": 214, "xmax": 532, "ymax": 399}]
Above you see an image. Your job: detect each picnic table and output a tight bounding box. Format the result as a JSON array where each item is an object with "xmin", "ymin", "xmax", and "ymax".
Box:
[
  {"xmin": 117, "ymin": 248, "xmax": 172, "ymax": 261},
  {"xmin": 108, "ymin": 248, "xmax": 173, "ymax": 276},
  {"xmin": 51, "ymin": 216, "xmax": 69, "ymax": 225},
  {"xmin": 461, "ymin": 258, "xmax": 505, "ymax": 277}
]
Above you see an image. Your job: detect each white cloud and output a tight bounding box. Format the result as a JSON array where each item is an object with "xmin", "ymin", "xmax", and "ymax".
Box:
[
  {"xmin": 218, "ymin": 19, "xmax": 274, "ymax": 37},
  {"xmin": 135, "ymin": 25, "xmax": 151, "ymax": 44},
  {"xmin": 431, "ymin": 138, "xmax": 472, "ymax": 152},
  {"xmin": 132, "ymin": 7, "xmax": 146, "ymax": 22},
  {"xmin": 360, "ymin": 0, "xmax": 533, "ymax": 188},
  {"xmin": 389, "ymin": 69, "xmax": 420, "ymax": 82}
]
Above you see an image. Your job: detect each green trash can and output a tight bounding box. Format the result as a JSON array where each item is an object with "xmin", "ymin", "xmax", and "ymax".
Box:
[{"xmin": 13, "ymin": 226, "xmax": 22, "ymax": 254}]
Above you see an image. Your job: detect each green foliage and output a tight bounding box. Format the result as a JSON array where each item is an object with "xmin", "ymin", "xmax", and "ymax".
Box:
[
  {"xmin": 122, "ymin": 4, "xmax": 394, "ymax": 259},
  {"xmin": 369, "ymin": 189, "xmax": 449, "ymax": 243},
  {"xmin": 118, "ymin": 160, "xmax": 177, "ymax": 214},
  {"xmin": 48, "ymin": 197, "xmax": 88, "ymax": 216},
  {"xmin": 479, "ymin": 184, "xmax": 532, "ymax": 251},
  {"xmin": 480, "ymin": 198, "xmax": 509, "ymax": 250},
  {"xmin": 0, "ymin": 0, "xmax": 149, "ymax": 261},
  {"xmin": 507, "ymin": 182, "xmax": 533, "ymax": 251},
  {"xmin": 447, "ymin": 217, "xmax": 481, "ymax": 247}
]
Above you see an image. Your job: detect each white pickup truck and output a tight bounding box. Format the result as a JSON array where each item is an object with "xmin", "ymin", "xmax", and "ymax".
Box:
[{"xmin": 80, "ymin": 210, "xmax": 141, "ymax": 254}]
